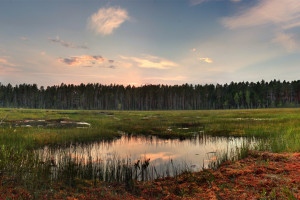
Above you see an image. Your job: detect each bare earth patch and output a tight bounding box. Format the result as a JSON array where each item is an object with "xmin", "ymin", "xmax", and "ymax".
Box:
[{"xmin": 1, "ymin": 119, "xmax": 91, "ymax": 128}]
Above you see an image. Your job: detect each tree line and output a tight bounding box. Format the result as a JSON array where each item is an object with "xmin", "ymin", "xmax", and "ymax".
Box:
[{"xmin": 0, "ymin": 80, "xmax": 300, "ymax": 110}]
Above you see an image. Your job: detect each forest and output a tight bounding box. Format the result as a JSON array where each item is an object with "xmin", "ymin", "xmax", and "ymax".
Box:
[{"xmin": 0, "ymin": 79, "xmax": 300, "ymax": 110}]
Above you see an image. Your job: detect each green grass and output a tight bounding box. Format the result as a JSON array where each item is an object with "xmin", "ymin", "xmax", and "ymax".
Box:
[
  {"xmin": 1, "ymin": 108, "xmax": 299, "ymax": 151},
  {"xmin": 0, "ymin": 108, "xmax": 299, "ymax": 154},
  {"xmin": 0, "ymin": 108, "xmax": 299, "ymax": 194}
]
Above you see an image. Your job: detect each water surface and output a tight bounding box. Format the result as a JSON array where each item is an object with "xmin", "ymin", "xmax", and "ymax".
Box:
[{"xmin": 39, "ymin": 133, "xmax": 255, "ymax": 178}]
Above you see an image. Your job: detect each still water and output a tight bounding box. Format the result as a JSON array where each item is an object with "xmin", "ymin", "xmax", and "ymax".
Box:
[{"xmin": 38, "ymin": 133, "xmax": 255, "ymax": 177}]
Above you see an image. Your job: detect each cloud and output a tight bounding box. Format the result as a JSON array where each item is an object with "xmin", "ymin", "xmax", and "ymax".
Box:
[
  {"xmin": 190, "ymin": 0, "xmax": 240, "ymax": 6},
  {"xmin": 108, "ymin": 65, "xmax": 116, "ymax": 69},
  {"xmin": 198, "ymin": 57, "xmax": 213, "ymax": 63},
  {"xmin": 40, "ymin": 51, "xmax": 46, "ymax": 55},
  {"xmin": 87, "ymin": 7, "xmax": 129, "ymax": 35},
  {"xmin": 0, "ymin": 57, "xmax": 16, "ymax": 66},
  {"xmin": 59, "ymin": 55, "xmax": 118, "ymax": 69},
  {"xmin": 48, "ymin": 36, "xmax": 88, "ymax": 49},
  {"xmin": 144, "ymin": 76, "xmax": 186, "ymax": 81},
  {"xmin": 283, "ymin": 21, "xmax": 300, "ymax": 30},
  {"xmin": 59, "ymin": 55, "xmax": 104, "ymax": 66},
  {"xmin": 221, "ymin": 0, "xmax": 300, "ymax": 52},
  {"xmin": 222, "ymin": 0, "xmax": 300, "ymax": 30},
  {"xmin": 0, "ymin": 65, "xmax": 19, "ymax": 74},
  {"xmin": 20, "ymin": 36, "xmax": 28, "ymax": 41},
  {"xmin": 120, "ymin": 55, "xmax": 178, "ymax": 69},
  {"xmin": 0, "ymin": 57, "xmax": 20, "ymax": 74},
  {"xmin": 272, "ymin": 32, "xmax": 297, "ymax": 52},
  {"xmin": 190, "ymin": 0, "xmax": 207, "ymax": 5},
  {"xmin": 191, "ymin": 48, "xmax": 213, "ymax": 63}
]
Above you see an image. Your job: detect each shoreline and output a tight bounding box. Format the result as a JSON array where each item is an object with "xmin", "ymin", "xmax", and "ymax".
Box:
[{"xmin": 1, "ymin": 150, "xmax": 299, "ymax": 199}]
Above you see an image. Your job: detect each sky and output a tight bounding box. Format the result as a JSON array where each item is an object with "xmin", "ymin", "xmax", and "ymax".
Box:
[{"xmin": 0, "ymin": 0, "xmax": 300, "ymax": 86}]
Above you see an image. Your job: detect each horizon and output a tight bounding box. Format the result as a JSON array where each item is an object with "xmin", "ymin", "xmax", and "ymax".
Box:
[
  {"xmin": 1, "ymin": 0, "xmax": 300, "ymax": 86},
  {"xmin": 1, "ymin": 78, "xmax": 297, "ymax": 88}
]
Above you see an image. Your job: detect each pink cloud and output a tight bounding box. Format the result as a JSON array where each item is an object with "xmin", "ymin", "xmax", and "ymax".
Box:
[
  {"xmin": 0, "ymin": 57, "xmax": 20, "ymax": 74},
  {"xmin": 222, "ymin": 0, "xmax": 300, "ymax": 29},
  {"xmin": 59, "ymin": 55, "xmax": 105, "ymax": 66},
  {"xmin": 198, "ymin": 57, "xmax": 213, "ymax": 63},
  {"xmin": 120, "ymin": 54, "xmax": 178, "ymax": 69},
  {"xmin": 87, "ymin": 7, "xmax": 129, "ymax": 35},
  {"xmin": 272, "ymin": 32, "xmax": 297, "ymax": 52}
]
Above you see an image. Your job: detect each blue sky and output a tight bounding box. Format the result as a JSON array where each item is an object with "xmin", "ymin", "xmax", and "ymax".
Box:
[{"xmin": 1, "ymin": 0, "xmax": 300, "ymax": 86}]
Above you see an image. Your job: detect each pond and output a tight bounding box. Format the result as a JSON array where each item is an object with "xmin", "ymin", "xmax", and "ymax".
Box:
[{"xmin": 37, "ymin": 133, "xmax": 256, "ymax": 181}]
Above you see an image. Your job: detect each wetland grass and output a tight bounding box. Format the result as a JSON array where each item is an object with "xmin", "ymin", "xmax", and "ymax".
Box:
[{"xmin": 0, "ymin": 108, "xmax": 299, "ymax": 197}]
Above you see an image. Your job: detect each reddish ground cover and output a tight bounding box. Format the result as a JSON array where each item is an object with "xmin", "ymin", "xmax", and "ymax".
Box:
[{"xmin": 0, "ymin": 151, "xmax": 299, "ymax": 199}]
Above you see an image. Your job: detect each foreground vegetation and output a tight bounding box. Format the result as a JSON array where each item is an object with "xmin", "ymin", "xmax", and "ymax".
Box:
[
  {"xmin": 0, "ymin": 108, "xmax": 299, "ymax": 199},
  {"xmin": 3, "ymin": 151, "xmax": 297, "ymax": 199}
]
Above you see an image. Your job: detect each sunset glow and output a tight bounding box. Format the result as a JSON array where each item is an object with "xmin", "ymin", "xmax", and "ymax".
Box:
[{"xmin": 1, "ymin": 0, "xmax": 299, "ymax": 86}]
